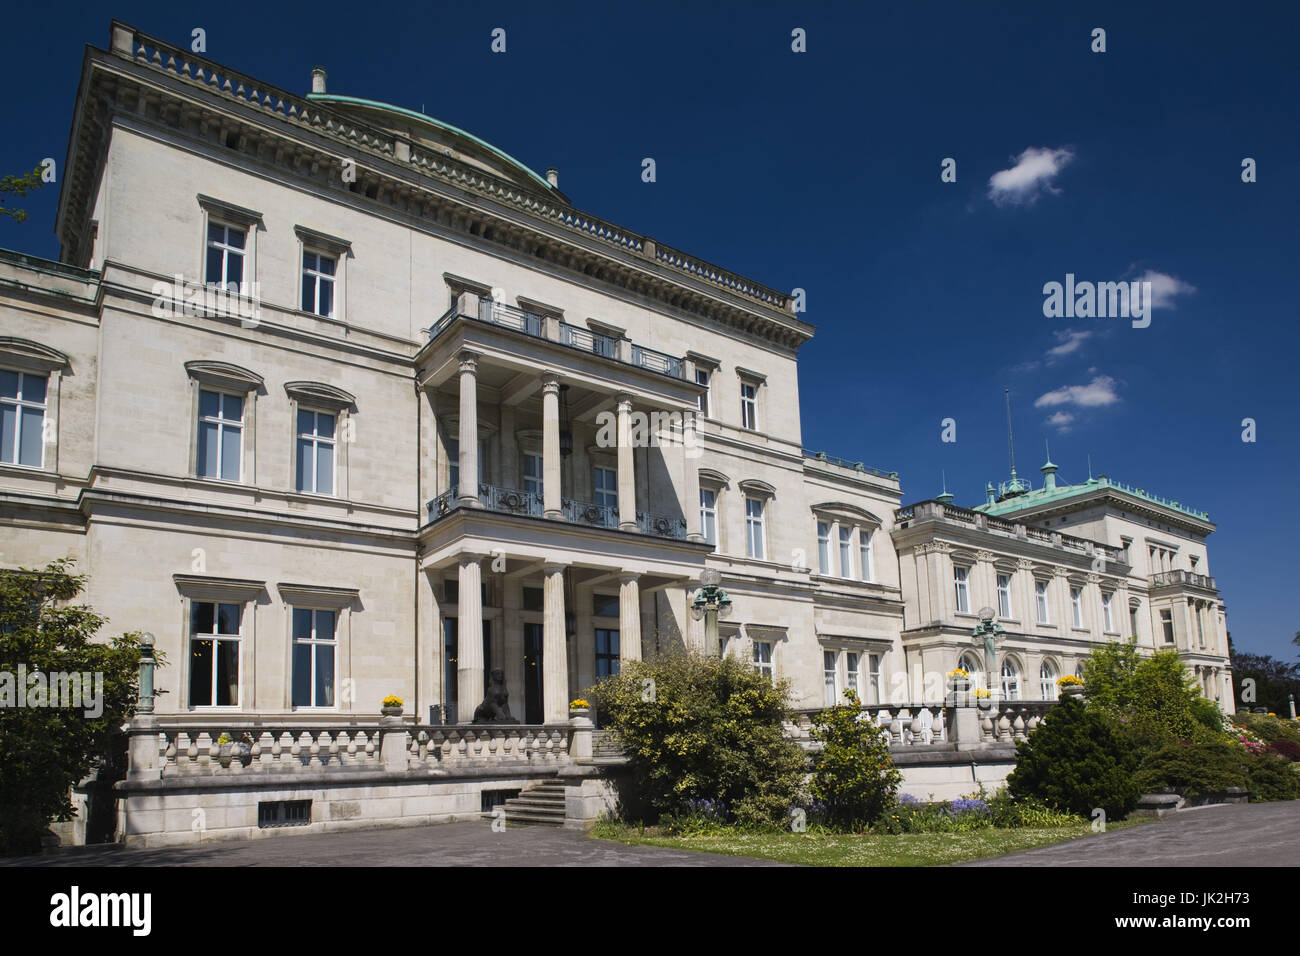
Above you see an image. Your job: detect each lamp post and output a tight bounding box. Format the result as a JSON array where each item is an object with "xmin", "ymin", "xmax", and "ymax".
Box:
[
  {"xmin": 691, "ymin": 568, "xmax": 732, "ymax": 657},
  {"xmin": 972, "ymin": 607, "xmax": 1004, "ymax": 702}
]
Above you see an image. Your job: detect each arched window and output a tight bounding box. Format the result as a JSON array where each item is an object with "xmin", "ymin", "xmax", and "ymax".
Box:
[
  {"xmin": 1039, "ymin": 660, "xmax": 1059, "ymax": 700},
  {"xmin": 958, "ymin": 652, "xmax": 984, "ymax": 688},
  {"xmin": 1001, "ymin": 659, "xmax": 1021, "ymax": 700}
]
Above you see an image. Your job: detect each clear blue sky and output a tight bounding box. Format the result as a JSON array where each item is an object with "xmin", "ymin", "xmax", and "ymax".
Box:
[{"xmin": 2, "ymin": 1, "xmax": 1296, "ymax": 658}]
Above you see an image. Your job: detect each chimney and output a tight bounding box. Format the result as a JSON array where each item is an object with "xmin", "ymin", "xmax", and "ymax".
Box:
[
  {"xmin": 311, "ymin": 67, "xmax": 327, "ymax": 94},
  {"xmin": 546, "ymin": 168, "xmax": 559, "ymax": 188}
]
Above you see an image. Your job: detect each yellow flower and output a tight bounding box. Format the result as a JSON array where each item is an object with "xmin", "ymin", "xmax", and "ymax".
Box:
[
  {"xmin": 381, "ymin": 695, "xmax": 403, "ymax": 707},
  {"xmin": 949, "ymin": 669, "xmax": 969, "ymax": 678},
  {"xmin": 570, "ymin": 699, "xmax": 589, "ymax": 709}
]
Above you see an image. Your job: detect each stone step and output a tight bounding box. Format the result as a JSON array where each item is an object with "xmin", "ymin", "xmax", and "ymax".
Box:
[
  {"xmin": 501, "ymin": 784, "xmax": 567, "ymax": 826},
  {"xmin": 503, "ymin": 809, "xmax": 566, "ymax": 826}
]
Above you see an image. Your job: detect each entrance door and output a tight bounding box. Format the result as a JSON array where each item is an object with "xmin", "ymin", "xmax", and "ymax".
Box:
[{"xmin": 523, "ymin": 622, "xmax": 544, "ymax": 724}]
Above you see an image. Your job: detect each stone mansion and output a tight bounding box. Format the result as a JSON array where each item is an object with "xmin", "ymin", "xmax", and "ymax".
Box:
[{"xmin": 1, "ymin": 21, "xmax": 1234, "ymax": 749}]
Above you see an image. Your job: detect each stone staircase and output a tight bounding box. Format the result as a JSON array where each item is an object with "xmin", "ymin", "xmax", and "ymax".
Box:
[{"xmin": 501, "ymin": 782, "xmax": 568, "ymax": 826}]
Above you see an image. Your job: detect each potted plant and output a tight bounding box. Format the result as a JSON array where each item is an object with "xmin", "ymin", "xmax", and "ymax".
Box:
[
  {"xmin": 381, "ymin": 694, "xmax": 404, "ymax": 717},
  {"xmin": 569, "ymin": 698, "xmax": 591, "ymax": 720},
  {"xmin": 215, "ymin": 732, "xmax": 235, "ymax": 768},
  {"xmin": 1056, "ymin": 675, "xmax": 1085, "ymax": 699},
  {"xmin": 975, "ymin": 688, "xmax": 993, "ymax": 711}
]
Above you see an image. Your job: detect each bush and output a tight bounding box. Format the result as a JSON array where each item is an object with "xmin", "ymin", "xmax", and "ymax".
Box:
[
  {"xmin": 807, "ymin": 689, "xmax": 901, "ymax": 830},
  {"xmin": 1083, "ymin": 640, "xmax": 1226, "ymax": 752},
  {"xmin": 590, "ymin": 650, "xmax": 807, "ymax": 827},
  {"xmin": 987, "ymin": 789, "xmax": 1083, "ymax": 828},
  {"xmin": 872, "ymin": 789, "xmax": 1079, "ymax": 833},
  {"xmin": 1268, "ymin": 739, "xmax": 1300, "ymax": 762},
  {"xmin": 1132, "ymin": 741, "xmax": 1249, "ymax": 798},
  {"xmin": 1006, "ymin": 694, "xmax": 1141, "ymax": 819},
  {"xmin": 1236, "ymin": 713, "xmax": 1300, "ymax": 746}
]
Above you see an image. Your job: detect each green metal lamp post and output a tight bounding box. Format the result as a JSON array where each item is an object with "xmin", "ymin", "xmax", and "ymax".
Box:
[
  {"xmin": 691, "ymin": 568, "xmax": 733, "ymax": 657},
  {"xmin": 972, "ymin": 607, "xmax": 1004, "ymax": 701}
]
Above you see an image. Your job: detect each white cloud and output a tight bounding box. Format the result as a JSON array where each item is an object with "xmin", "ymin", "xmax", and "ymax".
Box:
[
  {"xmin": 1046, "ymin": 329, "xmax": 1092, "ymax": 361},
  {"xmin": 1044, "ymin": 411, "xmax": 1075, "ymax": 433},
  {"xmin": 988, "ymin": 146, "xmax": 1075, "ymax": 206},
  {"xmin": 1135, "ymin": 269, "xmax": 1196, "ymax": 309},
  {"xmin": 1034, "ymin": 375, "xmax": 1121, "ymax": 409}
]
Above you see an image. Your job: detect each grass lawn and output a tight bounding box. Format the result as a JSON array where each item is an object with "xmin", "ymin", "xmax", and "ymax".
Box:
[{"xmin": 591, "ymin": 819, "xmax": 1150, "ymax": 866}]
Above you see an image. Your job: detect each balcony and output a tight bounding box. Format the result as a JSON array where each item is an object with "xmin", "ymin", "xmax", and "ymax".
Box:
[
  {"xmin": 1149, "ymin": 570, "xmax": 1217, "ymax": 591},
  {"xmin": 429, "ymin": 292, "xmax": 685, "ymax": 379},
  {"xmin": 426, "ymin": 484, "xmax": 687, "ymax": 540}
]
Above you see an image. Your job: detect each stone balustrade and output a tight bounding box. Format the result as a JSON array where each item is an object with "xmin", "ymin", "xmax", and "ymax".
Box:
[
  {"xmin": 405, "ymin": 724, "xmax": 573, "ymax": 770},
  {"xmin": 791, "ymin": 698, "xmax": 1058, "ymax": 751},
  {"xmin": 790, "ymin": 703, "xmax": 949, "ymax": 749}
]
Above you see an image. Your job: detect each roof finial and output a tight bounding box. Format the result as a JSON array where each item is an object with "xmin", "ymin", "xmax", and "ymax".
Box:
[
  {"xmin": 936, "ymin": 470, "xmax": 954, "ymax": 505},
  {"xmin": 1087, "ymin": 453, "xmax": 1093, "ymax": 481},
  {"xmin": 310, "ymin": 66, "xmax": 327, "ymax": 94},
  {"xmin": 1005, "ymin": 387, "xmax": 1017, "ymax": 476}
]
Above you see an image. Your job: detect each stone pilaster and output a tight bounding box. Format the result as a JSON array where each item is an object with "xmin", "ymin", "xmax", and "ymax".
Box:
[
  {"xmin": 542, "ymin": 374, "xmax": 561, "ymax": 518},
  {"xmin": 458, "ymin": 351, "xmax": 480, "ymax": 507},
  {"xmin": 456, "ymin": 553, "xmax": 484, "ymax": 720},
  {"xmin": 543, "ymin": 563, "xmax": 569, "ymax": 722},
  {"xmin": 620, "ymin": 573, "xmax": 642, "ymax": 663},
  {"xmin": 617, "ymin": 394, "xmax": 636, "ymax": 530}
]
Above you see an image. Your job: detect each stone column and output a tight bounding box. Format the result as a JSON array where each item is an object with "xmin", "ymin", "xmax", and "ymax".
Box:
[
  {"xmin": 683, "ymin": 414, "xmax": 703, "ymax": 542},
  {"xmin": 620, "ymin": 573, "xmax": 642, "ymax": 663},
  {"xmin": 543, "ymin": 563, "xmax": 569, "ymax": 722},
  {"xmin": 456, "ymin": 553, "xmax": 485, "ymax": 721},
  {"xmin": 616, "ymin": 394, "xmax": 636, "ymax": 530},
  {"xmin": 542, "ymin": 375, "xmax": 561, "ymax": 519},
  {"xmin": 458, "ymin": 351, "xmax": 481, "ymax": 507}
]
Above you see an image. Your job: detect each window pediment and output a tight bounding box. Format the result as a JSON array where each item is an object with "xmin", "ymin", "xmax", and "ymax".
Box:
[
  {"xmin": 185, "ymin": 361, "xmax": 264, "ymax": 393},
  {"xmin": 698, "ymin": 467, "xmax": 730, "ymax": 489},
  {"xmin": 277, "ymin": 582, "xmax": 360, "ymax": 609},
  {"xmin": 197, "ymin": 194, "xmax": 263, "ymax": 227},
  {"xmin": 738, "ymin": 478, "xmax": 775, "ymax": 499},
  {"xmin": 284, "ymin": 381, "xmax": 356, "ymax": 410},
  {"xmin": 0, "ymin": 337, "xmax": 71, "ymax": 372},
  {"xmin": 293, "ymin": 225, "xmax": 351, "ymax": 255},
  {"xmin": 173, "ymin": 573, "xmax": 266, "ymax": 602},
  {"xmin": 810, "ymin": 501, "xmax": 882, "ymax": 527}
]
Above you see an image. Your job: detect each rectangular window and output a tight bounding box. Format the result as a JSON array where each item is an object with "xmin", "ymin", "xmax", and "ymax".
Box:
[
  {"xmin": 695, "ymin": 368, "xmax": 711, "ymax": 416},
  {"xmin": 865, "ymin": 653, "xmax": 881, "ymax": 705},
  {"xmin": 595, "ymin": 628, "xmax": 620, "ymax": 678},
  {"xmin": 522, "ymin": 586, "xmax": 543, "ymax": 612},
  {"xmin": 0, "ymin": 369, "xmax": 47, "ymax": 467},
  {"xmin": 593, "ymin": 466, "xmax": 618, "ymax": 510},
  {"xmin": 845, "ymin": 652, "xmax": 860, "ymax": 699},
  {"xmin": 205, "ymin": 222, "xmax": 246, "ymax": 291},
  {"xmin": 752, "ymin": 640, "xmax": 773, "ymax": 679},
  {"xmin": 1130, "ymin": 605, "xmax": 1140, "ymax": 638},
  {"xmin": 189, "ymin": 601, "xmax": 241, "ymax": 707},
  {"xmin": 817, "ymin": 521, "xmax": 831, "ymax": 574},
  {"xmin": 740, "ymin": 381, "xmax": 757, "ymax": 430},
  {"xmin": 301, "ymin": 250, "xmax": 337, "ymax": 317},
  {"xmin": 859, "ymin": 530, "xmax": 873, "ymax": 582},
  {"xmin": 1035, "ymin": 580, "xmax": 1050, "ymax": 624},
  {"xmin": 700, "ymin": 488, "xmax": 717, "ymax": 546},
  {"xmin": 296, "ymin": 409, "xmax": 336, "ymax": 495},
  {"xmin": 838, "ymin": 526, "xmax": 853, "ymax": 579},
  {"xmin": 997, "ymin": 574, "xmax": 1012, "ymax": 618},
  {"xmin": 523, "ymin": 453, "xmax": 542, "ymax": 494},
  {"xmin": 1070, "ymin": 587, "xmax": 1083, "ymax": 628},
  {"xmin": 745, "ymin": 496, "xmax": 766, "ymax": 560},
  {"xmin": 823, "ymin": 650, "xmax": 838, "ymax": 707},
  {"xmin": 953, "ymin": 566, "xmax": 970, "ymax": 614},
  {"xmin": 197, "ymin": 389, "xmax": 243, "ymax": 481},
  {"xmin": 291, "ymin": 608, "xmax": 337, "ymax": 707},
  {"xmin": 592, "ymin": 593, "xmax": 619, "ymax": 618},
  {"xmin": 1102, "ymin": 591, "xmax": 1114, "ymax": 632},
  {"xmin": 1161, "ymin": 609, "xmax": 1175, "ymax": 644}
]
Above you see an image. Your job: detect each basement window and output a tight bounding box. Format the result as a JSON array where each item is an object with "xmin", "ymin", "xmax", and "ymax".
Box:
[{"xmin": 258, "ymin": 799, "xmax": 312, "ymax": 828}]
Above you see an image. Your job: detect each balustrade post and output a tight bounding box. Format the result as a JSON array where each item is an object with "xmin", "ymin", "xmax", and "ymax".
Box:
[
  {"xmin": 570, "ymin": 712, "xmax": 593, "ymax": 762},
  {"xmin": 380, "ymin": 714, "xmax": 409, "ymax": 772}
]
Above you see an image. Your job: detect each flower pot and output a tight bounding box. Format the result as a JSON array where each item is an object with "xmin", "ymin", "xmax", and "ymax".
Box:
[
  {"xmin": 381, "ymin": 705, "xmax": 403, "ymax": 717},
  {"xmin": 217, "ymin": 743, "xmax": 234, "ymax": 768},
  {"xmin": 1061, "ymin": 684, "xmax": 1085, "ymax": 699},
  {"xmin": 569, "ymin": 707, "xmax": 591, "ymax": 720}
]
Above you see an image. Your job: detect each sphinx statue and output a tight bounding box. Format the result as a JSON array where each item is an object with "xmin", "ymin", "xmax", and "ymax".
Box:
[{"xmin": 472, "ymin": 668, "xmax": 519, "ymax": 724}]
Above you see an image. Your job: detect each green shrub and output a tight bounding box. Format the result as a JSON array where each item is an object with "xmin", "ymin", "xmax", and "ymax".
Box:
[
  {"xmin": 1006, "ymin": 694, "xmax": 1141, "ymax": 819},
  {"xmin": 1242, "ymin": 754, "xmax": 1300, "ymax": 802},
  {"xmin": 1083, "ymin": 640, "xmax": 1227, "ymax": 752},
  {"xmin": 807, "ymin": 689, "xmax": 901, "ymax": 830},
  {"xmin": 987, "ymin": 788, "xmax": 1083, "ymax": 828},
  {"xmin": 589, "ymin": 650, "xmax": 807, "ymax": 827},
  {"xmin": 1132, "ymin": 741, "xmax": 1249, "ymax": 798},
  {"xmin": 1236, "ymin": 713, "xmax": 1300, "ymax": 746}
]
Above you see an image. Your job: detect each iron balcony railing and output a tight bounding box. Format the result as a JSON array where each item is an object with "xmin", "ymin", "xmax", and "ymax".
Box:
[
  {"xmin": 428, "ymin": 291, "xmax": 687, "ymax": 379},
  {"xmin": 802, "ymin": 449, "xmax": 898, "ymax": 480},
  {"xmin": 562, "ymin": 496, "xmax": 619, "ymax": 531},
  {"xmin": 637, "ymin": 510, "xmax": 688, "ymax": 540},
  {"xmin": 426, "ymin": 483, "xmax": 544, "ymax": 523}
]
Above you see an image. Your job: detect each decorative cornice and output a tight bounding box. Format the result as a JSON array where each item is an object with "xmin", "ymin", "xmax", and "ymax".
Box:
[
  {"xmin": 0, "ymin": 337, "xmax": 72, "ymax": 372},
  {"xmin": 183, "ymin": 360, "xmax": 264, "ymax": 391},
  {"xmin": 62, "ymin": 25, "xmax": 813, "ymax": 354},
  {"xmin": 283, "ymin": 380, "xmax": 356, "ymax": 410}
]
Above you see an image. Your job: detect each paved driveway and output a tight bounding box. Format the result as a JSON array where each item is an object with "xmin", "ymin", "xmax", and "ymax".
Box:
[
  {"xmin": 6, "ymin": 821, "xmax": 787, "ymax": 867},
  {"xmin": 964, "ymin": 801, "xmax": 1300, "ymax": 867}
]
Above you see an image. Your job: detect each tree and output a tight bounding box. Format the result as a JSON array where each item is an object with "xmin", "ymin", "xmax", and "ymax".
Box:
[
  {"xmin": 0, "ymin": 560, "xmax": 148, "ymax": 854},
  {"xmin": 1231, "ymin": 651, "xmax": 1300, "ymax": 715},
  {"xmin": 807, "ymin": 688, "xmax": 901, "ymax": 830},
  {"xmin": 0, "ymin": 166, "xmax": 44, "ymax": 223},
  {"xmin": 1007, "ymin": 695, "xmax": 1141, "ymax": 819},
  {"xmin": 590, "ymin": 649, "xmax": 807, "ymax": 827}
]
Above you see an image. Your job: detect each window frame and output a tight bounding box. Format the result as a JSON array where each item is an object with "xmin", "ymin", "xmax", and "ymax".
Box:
[
  {"xmin": 838, "ymin": 525, "xmax": 854, "ymax": 579},
  {"xmin": 197, "ymin": 195, "xmax": 261, "ymax": 296},
  {"xmin": 295, "ymin": 407, "xmax": 337, "ymax": 496},
  {"xmin": 953, "ymin": 564, "xmax": 971, "ymax": 614},
  {"xmin": 996, "ymin": 573, "xmax": 1012, "ymax": 619},
  {"xmin": 816, "ymin": 520, "xmax": 831, "ymax": 574},
  {"xmin": 700, "ymin": 487, "xmax": 718, "ymax": 546},
  {"xmin": 290, "ymin": 606, "xmax": 339, "ymax": 709},
  {"xmin": 186, "ymin": 362, "xmax": 263, "ymax": 485},
  {"xmin": 0, "ymin": 338, "xmax": 70, "ymax": 474},
  {"xmin": 300, "ymin": 248, "xmax": 338, "ymax": 318},
  {"xmin": 0, "ymin": 366, "xmax": 49, "ymax": 469},
  {"xmin": 196, "ymin": 387, "xmax": 246, "ymax": 483},
  {"xmin": 285, "ymin": 382, "xmax": 355, "ymax": 500},
  {"xmin": 293, "ymin": 225, "xmax": 350, "ymax": 322},
  {"xmin": 859, "ymin": 528, "xmax": 874, "ymax": 582},
  {"xmin": 1069, "ymin": 585, "xmax": 1084, "ymax": 628},
  {"xmin": 739, "ymin": 379, "xmax": 758, "ymax": 430},
  {"xmin": 188, "ymin": 599, "xmax": 244, "ymax": 709},
  {"xmin": 752, "ymin": 639, "xmax": 773, "ymax": 680},
  {"xmin": 1000, "ymin": 658, "xmax": 1021, "ymax": 701},
  {"xmin": 745, "ymin": 495, "xmax": 766, "ymax": 560},
  {"xmin": 1034, "ymin": 578, "xmax": 1051, "ymax": 625}
]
